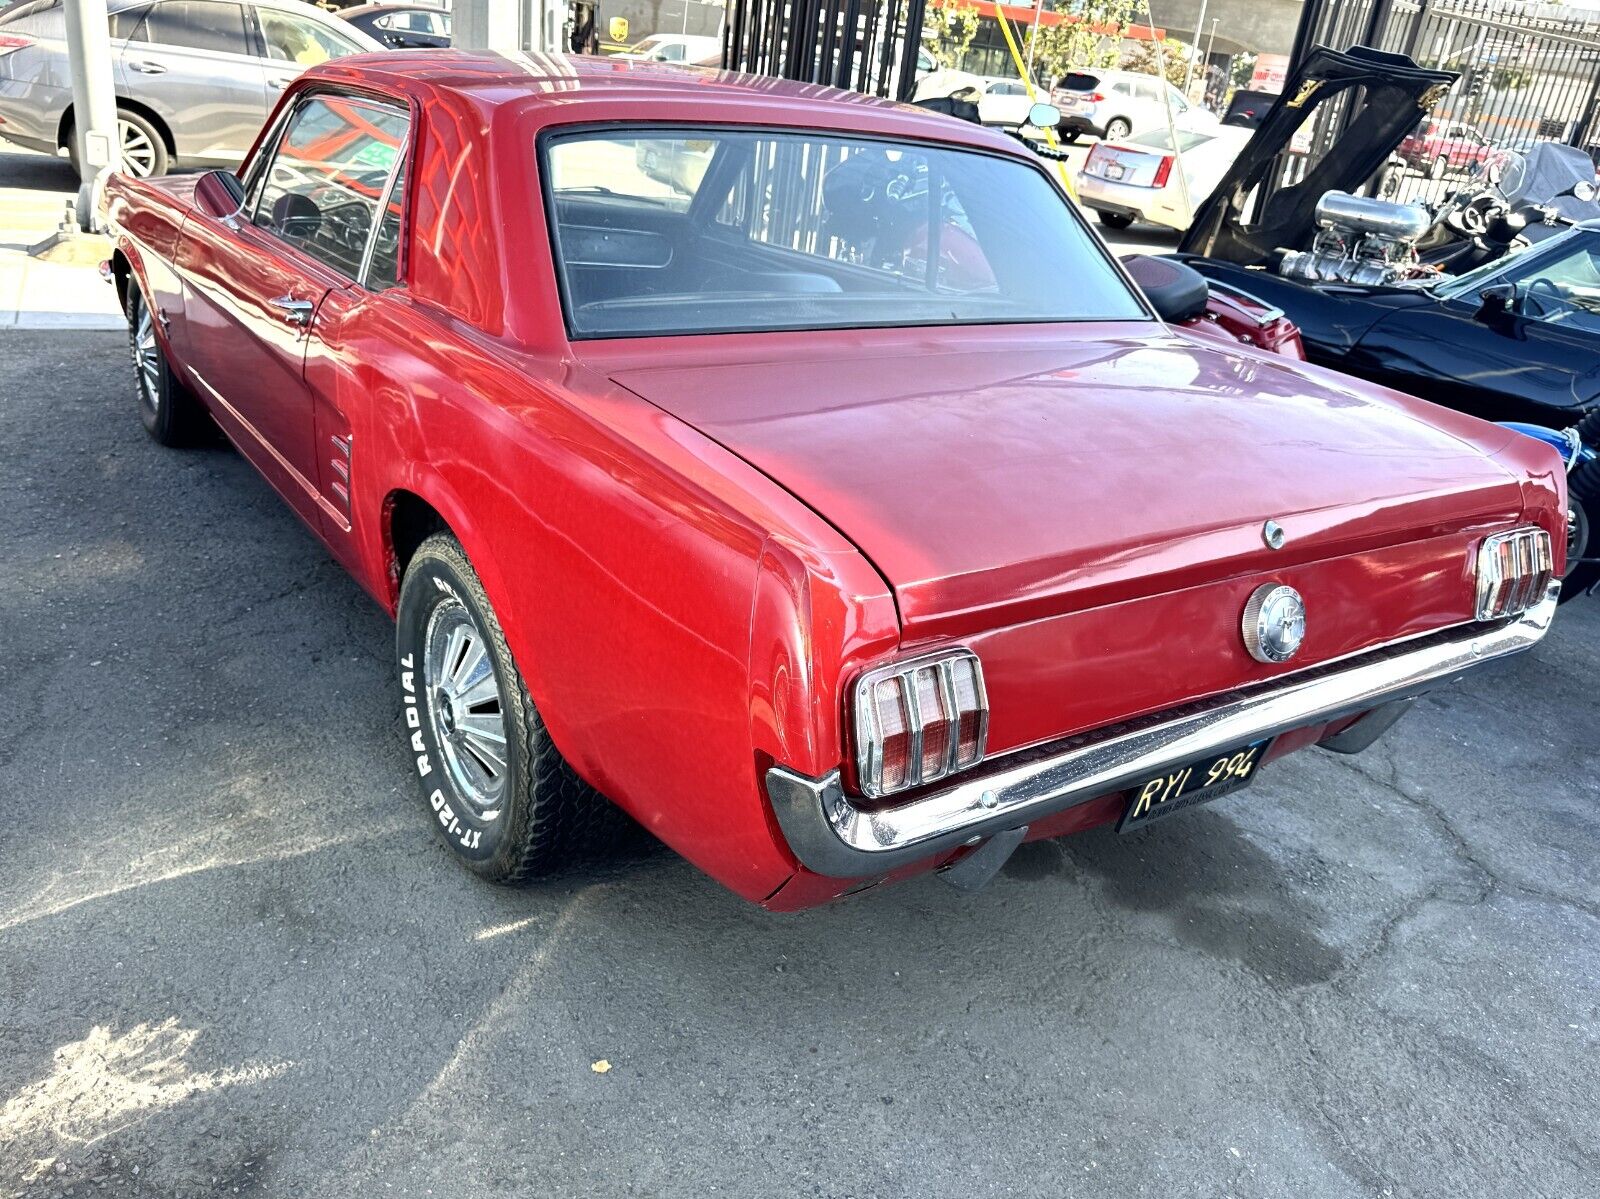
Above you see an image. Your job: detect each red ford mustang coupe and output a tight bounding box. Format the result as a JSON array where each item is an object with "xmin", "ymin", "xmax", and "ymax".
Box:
[{"xmin": 101, "ymin": 53, "xmax": 1565, "ymax": 910}]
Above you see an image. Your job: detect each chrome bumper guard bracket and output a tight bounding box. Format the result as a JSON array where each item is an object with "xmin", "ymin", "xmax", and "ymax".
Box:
[{"xmin": 767, "ymin": 586, "xmax": 1559, "ymax": 879}]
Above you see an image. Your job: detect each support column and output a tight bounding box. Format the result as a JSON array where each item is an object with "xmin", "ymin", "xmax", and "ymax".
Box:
[
  {"xmin": 63, "ymin": 0, "xmax": 120, "ymax": 230},
  {"xmin": 454, "ymin": 0, "xmax": 525, "ymax": 51}
]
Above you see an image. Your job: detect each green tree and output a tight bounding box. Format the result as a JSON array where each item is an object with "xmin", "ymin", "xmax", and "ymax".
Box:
[
  {"xmin": 925, "ymin": 0, "xmax": 982, "ymax": 70},
  {"xmin": 1121, "ymin": 36, "xmax": 1191, "ymax": 89},
  {"xmin": 1022, "ymin": 0, "xmax": 1143, "ymax": 85}
]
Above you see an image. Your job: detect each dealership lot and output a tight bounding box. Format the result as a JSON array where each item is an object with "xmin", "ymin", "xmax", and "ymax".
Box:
[{"xmin": 0, "ymin": 327, "xmax": 1595, "ymax": 1196}]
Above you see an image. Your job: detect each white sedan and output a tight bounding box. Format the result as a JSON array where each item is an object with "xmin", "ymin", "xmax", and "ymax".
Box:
[{"xmin": 1075, "ymin": 124, "xmax": 1253, "ymax": 232}]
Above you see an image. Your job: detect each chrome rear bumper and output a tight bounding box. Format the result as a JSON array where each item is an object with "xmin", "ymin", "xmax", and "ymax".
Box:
[{"xmin": 766, "ymin": 585, "xmax": 1559, "ymax": 879}]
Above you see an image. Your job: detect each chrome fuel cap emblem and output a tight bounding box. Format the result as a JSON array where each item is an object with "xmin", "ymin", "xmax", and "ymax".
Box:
[
  {"xmin": 1243, "ymin": 584, "xmax": 1307, "ymax": 664},
  {"xmin": 1262, "ymin": 519, "xmax": 1287, "ymax": 550}
]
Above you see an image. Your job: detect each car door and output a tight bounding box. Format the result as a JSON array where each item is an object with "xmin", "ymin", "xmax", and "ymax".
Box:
[
  {"xmin": 1352, "ymin": 232, "xmax": 1600, "ymax": 424},
  {"xmin": 177, "ymin": 91, "xmax": 410, "ymax": 527},
  {"xmin": 118, "ymin": 0, "xmax": 266, "ymax": 166},
  {"xmin": 251, "ymin": 3, "xmax": 367, "ymax": 103}
]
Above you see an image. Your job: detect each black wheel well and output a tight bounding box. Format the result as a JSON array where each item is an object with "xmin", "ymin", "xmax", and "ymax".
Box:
[
  {"xmin": 109, "ymin": 249, "xmax": 132, "ymax": 316},
  {"xmin": 387, "ymin": 490, "xmax": 450, "ymax": 597},
  {"xmin": 57, "ymin": 97, "xmax": 175, "ymax": 156}
]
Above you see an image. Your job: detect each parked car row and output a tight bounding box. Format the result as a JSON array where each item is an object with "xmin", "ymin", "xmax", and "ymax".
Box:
[
  {"xmin": 0, "ymin": 0, "xmax": 453, "ymax": 174},
  {"xmin": 98, "ymin": 51, "xmax": 1571, "ymax": 912}
]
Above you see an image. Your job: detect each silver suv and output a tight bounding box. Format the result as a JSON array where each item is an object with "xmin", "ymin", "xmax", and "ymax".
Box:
[{"xmin": 0, "ymin": 0, "xmax": 380, "ymax": 176}]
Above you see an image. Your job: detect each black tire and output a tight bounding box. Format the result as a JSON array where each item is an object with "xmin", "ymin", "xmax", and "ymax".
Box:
[
  {"xmin": 125, "ymin": 284, "xmax": 206, "ymax": 446},
  {"xmin": 396, "ymin": 533, "xmax": 618, "ymax": 883},
  {"xmin": 68, "ymin": 106, "xmax": 169, "ymax": 178},
  {"xmin": 1059, "ymin": 129, "xmax": 1080, "ymax": 144},
  {"xmin": 1097, "ymin": 210, "xmax": 1135, "ymax": 230},
  {"xmin": 1105, "ymin": 118, "xmax": 1132, "ymax": 141},
  {"xmin": 1562, "ymin": 459, "xmax": 1600, "ymax": 601}
]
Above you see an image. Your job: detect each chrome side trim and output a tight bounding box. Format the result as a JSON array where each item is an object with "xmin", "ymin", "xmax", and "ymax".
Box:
[{"xmin": 767, "ymin": 586, "xmax": 1559, "ymax": 879}]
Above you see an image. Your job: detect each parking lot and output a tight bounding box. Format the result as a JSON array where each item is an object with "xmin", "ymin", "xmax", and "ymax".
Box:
[{"xmin": 0, "ymin": 319, "xmax": 1596, "ymax": 1195}]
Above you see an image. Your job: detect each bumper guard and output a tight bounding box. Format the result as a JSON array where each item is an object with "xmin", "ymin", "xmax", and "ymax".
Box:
[{"xmin": 766, "ymin": 585, "xmax": 1559, "ymax": 879}]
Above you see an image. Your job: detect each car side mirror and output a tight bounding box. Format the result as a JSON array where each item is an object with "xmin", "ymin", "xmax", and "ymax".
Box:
[
  {"xmin": 1122, "ymin": 253, "xmax": 1210, "ymax": 325},
  {"xmin": 194, "ymin": 169, "xmax": 245, "ymax": 223},
  {"xmin": 1477, "ymin": 282, "xmax": 1519, "ymax": 318},
  {"xmin": 1026, "ymin": 102, "xmax": 1062, "ymax": 130}
]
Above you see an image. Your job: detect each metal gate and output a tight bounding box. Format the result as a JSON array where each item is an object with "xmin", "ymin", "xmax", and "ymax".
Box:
[
  {"xmin": 1290, "ymin": 0, "xmax": 1600, "ymax": 203},
  {"xmin": 721, "ymin": 0, "xmax": 929, "ymax": 99}
]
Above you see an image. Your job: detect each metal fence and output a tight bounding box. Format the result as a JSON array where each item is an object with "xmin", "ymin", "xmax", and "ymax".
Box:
[
  {"xmin": 1290, "ymin": 0, "xmax": 1600, "ymax": 204},
  {"xmin": 721, "ymin": 0, "xmax": 928, "ymax": 99}
]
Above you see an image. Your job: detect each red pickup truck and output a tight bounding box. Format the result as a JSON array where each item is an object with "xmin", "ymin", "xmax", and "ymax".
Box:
[
  {"xmin": 100, "ymin": 53, "xmax": 1564, "ymax": 909},
  {"xmin": 1397, "ymin": 118, "xmax": 1493, "ymax": 178}
]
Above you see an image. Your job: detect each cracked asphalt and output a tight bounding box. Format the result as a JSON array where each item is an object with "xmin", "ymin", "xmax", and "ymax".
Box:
[{"xmin": 0, "ymin": 329, "xmax": 1596, "ymax": 1198}]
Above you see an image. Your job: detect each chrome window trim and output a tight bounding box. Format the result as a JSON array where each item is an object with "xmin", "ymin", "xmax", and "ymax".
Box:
[
  {"xmin": 357, "ymin": 144, "xmax": 406, "ymax": 290},
  {"xmin": 770, "ymin": 585, "xmax": 1559, "ymax": 878}
]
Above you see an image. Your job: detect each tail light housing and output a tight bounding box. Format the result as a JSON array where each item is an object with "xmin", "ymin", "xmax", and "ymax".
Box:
[
  {"xmin": 852, "ymin": 649, "xmax": 988, "ymax": 799},
  {"xmin": 0, "ymin": 33, "xmax": 36, "ymax": 55},
  {"xmin": 1475, "ymin": 526, "xmax": 1553, "ymax": 620},
  {"xmin": 1152, "ymin": 154, "xmax": 1175, "ymax": 187}
]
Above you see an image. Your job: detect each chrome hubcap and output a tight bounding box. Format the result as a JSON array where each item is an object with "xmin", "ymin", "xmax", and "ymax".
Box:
[
  {"xmin": 423, "ymin": 600, "xmax": 508, "ymax": 818},
  {"xmin": 121, "ymin": 119, "xmax": 156, "ymax": 177},
  {"xmin": 132, "ymin": 298, "xmax": 159, "ymax": 414}
]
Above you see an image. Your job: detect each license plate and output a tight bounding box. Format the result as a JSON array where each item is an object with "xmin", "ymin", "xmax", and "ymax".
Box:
[
  {"xmin": 1105, "ymin": 163, "xmax": 1125, "ymax": 180},
  {"xmin": 1117, "ymin": 740, "xmax": 1270, "ymax": 833}
]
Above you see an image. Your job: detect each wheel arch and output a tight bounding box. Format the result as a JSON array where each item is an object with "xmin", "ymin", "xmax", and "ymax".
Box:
[{"xmin": 57, "ymin": 96, "xmax": 176, "ymax": 156}]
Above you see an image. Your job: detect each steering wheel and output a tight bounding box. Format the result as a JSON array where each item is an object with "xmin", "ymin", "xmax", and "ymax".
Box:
[{"xmin": 1524, "ymin": 276, "xmax": 1565, "ymax": 317}]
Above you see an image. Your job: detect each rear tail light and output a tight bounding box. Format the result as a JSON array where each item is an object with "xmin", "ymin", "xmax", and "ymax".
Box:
[
  {"xmin": 853, "ymin": 649, "xmax": 988, "ymax": 799},
  {"xmin": 1152, "ymin": 154, "xmax": 1175, "ymax": 187},
  {"xmin": 1475, "ymin": 526, "xmax": 1553, "ymax": 620},
  {"xmin": 1090, "ymin": 91, "xmax": 1106, "ymax": 102},
  {"xmin": 0, "ymin": 33, "xmax": 36, "ymax": 55}
]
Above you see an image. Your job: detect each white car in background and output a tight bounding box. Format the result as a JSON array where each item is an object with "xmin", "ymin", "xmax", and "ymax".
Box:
[
  {"xmin": 1075, "ymin": 123, "xmax": 1252, "ymax": 231},
  {"xmin": 1051, "ymin": 68, "xmax": 1215, "ymax": 143},
  {"xmin": 612, "ymin": 33, "xmax": 721, "ymax": 64}
]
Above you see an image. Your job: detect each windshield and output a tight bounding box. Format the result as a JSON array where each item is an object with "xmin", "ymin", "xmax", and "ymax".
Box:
[
  {"xmin": 543, "ymin": 128, "xmax": 1148, "ymax": 338},
  {"xmin": 1431, "ymin": 230, "xmax": 1574, "ymax": 299}
]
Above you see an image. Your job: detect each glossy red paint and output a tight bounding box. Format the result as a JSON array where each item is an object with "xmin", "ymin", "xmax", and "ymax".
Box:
[{"xmin": 100, "ymin": 53, "xmax": 1567, "ymax": 909}]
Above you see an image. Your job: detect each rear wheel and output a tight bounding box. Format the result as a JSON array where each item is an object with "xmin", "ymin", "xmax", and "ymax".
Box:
[
  {"xmin": 1562, "ymin": 458, "xmax": 1600, "ymax": 601},
  {"xmin": 396, "ymin": 533, "xmax": 619, "ymax": 883},
  {"xmin": 1429, "ymin": 154, "xmax": 1448, "ymax": 181},
  {"xmin": 1105, "ymin": 118, "xmax": 1132, "ymax": 141},
  {"xmin": 1097, "ymin": 210, "xmax": 1135, "ymax": 230},
  {"xmin": 68, "ymin": 107, "xmax": 168, "ymax": 178}
]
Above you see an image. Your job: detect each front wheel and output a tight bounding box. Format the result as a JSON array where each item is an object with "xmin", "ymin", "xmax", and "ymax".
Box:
[
  {"xmin": 396, "ymin": 533, "xmax": 618, "ymax": 882},
  {"xmin": 126, "ymin": 284, "xmax": 206, "ymax": 445},
  {"xmin": 1429, "ymin": 154, "xmax": 1448, "ymax": 181},
  {"xmin": 1104, "ymin": 118, "xmax": 1132, "ymax": 141}
]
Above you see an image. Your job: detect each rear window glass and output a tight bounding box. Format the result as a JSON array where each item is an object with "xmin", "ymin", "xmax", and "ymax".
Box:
[
  {"xmin": 1059, "ymin": 73, "xmax": 1100, "ymax": 92},
  {"xmin": 1129, "ymin": 128, "xmax": 1215, "ymax": 152},
  {"xmin": 543, "ymin": 128, "xmax": 1148, "ymax": 339}
]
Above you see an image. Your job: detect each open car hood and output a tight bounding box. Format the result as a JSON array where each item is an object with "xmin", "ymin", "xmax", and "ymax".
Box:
[{"xmin": 1179, "ymin": 46, "xmax": 1457, "ymax": 264}]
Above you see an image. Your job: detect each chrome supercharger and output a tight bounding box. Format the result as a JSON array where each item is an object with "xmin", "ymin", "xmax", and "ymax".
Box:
[{"xmin": 1279, "ymin": 191, "xmax": 1434, "ymax": 286}]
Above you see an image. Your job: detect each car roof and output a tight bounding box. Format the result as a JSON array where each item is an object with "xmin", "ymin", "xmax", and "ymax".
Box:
[
  {"xmin": 304, "ymin": 50, "xmax": 1038, "ymax": 153},
  {"xmin": 339, "ymin": 3, "xmax": 447, "ymax": 14}
]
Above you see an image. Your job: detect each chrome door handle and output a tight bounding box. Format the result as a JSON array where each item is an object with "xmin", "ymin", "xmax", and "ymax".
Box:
[
  {"xmin": 268, "ymin": 295, "xmax": 314, "ymax": 328},
  {"xmin": 129, "ymin": 60, "xmax": 168, "ymax": 74},
  {"xmin": 268, "ymin": 77, "xmax": 288, "ymax": 90}
]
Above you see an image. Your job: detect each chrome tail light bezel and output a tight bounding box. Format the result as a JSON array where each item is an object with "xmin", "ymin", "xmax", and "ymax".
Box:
[
  {"xmin": 1475, "ymin": 526, "xmax": 1554, "ymax": 621},
  {"xmin": 851, "ymin": 649, "xmax": 989, "ymax": 800}
]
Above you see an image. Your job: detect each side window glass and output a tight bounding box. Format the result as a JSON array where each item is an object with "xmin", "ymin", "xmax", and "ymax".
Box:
[
  {"xmin": 257, "ymin": 9, "xmax": 361, "ymax": 66},
  {"xmin": 252, "ymin": 94, "xmax": 409, "ymax": 279},
  {"xmin": 136, "ymin": 1, "xmax": 248, "ymax": 54},
  {"xmin": 365, "ymin": 151, "xmax": 408, "ymax": 290}
]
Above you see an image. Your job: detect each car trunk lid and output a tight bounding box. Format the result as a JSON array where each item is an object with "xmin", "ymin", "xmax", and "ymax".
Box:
[{"xmin": 598, "ymin": 323, "xmax": 1524, "ymax": 639}]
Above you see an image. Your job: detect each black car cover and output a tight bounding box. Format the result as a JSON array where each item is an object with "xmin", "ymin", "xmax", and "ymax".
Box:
[{"xmin": 1179, "ymin": 46, "xmax": 1457, "ymax": 264}]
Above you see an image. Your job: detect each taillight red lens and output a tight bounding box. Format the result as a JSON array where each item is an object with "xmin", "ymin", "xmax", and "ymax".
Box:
[
  {"xmin": 1091, "ymin": 91, "xmax": 1106, "ymax": 102},
  {"xmin": 0, "ymin": 33, "xmax": 35, "ymax": 53},
  {"xmin": 1152, "ymin": 154, "xmax": 1174, "ymax": 187},
  {"xmin": 853, "ymin": 650, "xmax": 988, "ymax": 799}
]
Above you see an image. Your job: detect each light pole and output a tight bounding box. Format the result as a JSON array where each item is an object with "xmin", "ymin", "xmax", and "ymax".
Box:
[
  {"xmin": 1184, "ymin": 0, "xmax": 1208, "ymax": 96},
  {"xmin": 1023, "ymin": 0, "xmax": 1045, "ymax": 86},
  {"xmin": 62, "ymin": 0, "xmax": 120, "ymax": 230}
]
